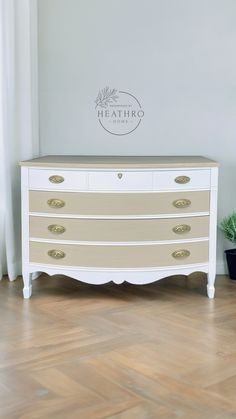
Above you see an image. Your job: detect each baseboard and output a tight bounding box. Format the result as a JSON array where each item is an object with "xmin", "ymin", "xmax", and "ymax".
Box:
[{"xmin": 216, "ymin": 261, "xmax": 227, "ymax": 275}]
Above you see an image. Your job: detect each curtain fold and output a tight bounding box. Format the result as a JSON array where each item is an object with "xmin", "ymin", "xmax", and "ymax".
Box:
[{"xmin": 0, "ymin": 0, "xmax": 39, "ymax": 280}]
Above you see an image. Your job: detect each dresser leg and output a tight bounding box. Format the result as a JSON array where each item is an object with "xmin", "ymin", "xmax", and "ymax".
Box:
[
  {"xmin": 23, "ymin": 271, "xmax": 32, "ymax": 299},
  {"xmin": 207, "ymin": 272, "xmax": 215, "ymax": 299}
]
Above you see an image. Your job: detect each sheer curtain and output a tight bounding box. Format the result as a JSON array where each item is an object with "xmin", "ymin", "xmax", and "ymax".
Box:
[{"xmin": 0, "ymin": 0, "xmax": 39, "ymax": 280}]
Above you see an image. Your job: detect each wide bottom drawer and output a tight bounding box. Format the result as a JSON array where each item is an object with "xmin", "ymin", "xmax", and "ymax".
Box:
[{"xmin": 30, "ymin": 241, "xmax": 209, "ymax": 268}]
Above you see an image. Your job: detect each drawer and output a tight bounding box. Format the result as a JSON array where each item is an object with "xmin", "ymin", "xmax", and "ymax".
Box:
[
  {"xmin": 30, "ymin": 241, "xmax": 209, "ymax": 268},
  {"xmin": 29, "ymin": 169, "xmax": 87, "ymax": 190},
  {"xmin": 88, "ymin": 171, "xmax": 153, "ymax": 191},
  {"xmin": 29, "ymin": 191, "xmax": 210, "ymax": 216},
  {"xmin": 30, "ymin": 216, "xmax": 209, "ymax": 242},
  {"xmin": 153, "ymin": 169, "xmax": 211, "ymax": 191}
]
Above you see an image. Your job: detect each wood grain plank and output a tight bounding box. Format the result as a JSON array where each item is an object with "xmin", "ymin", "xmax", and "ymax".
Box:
[{"xmin": 0, "ymin": 274, "xmax": 236, "ymax": 418}]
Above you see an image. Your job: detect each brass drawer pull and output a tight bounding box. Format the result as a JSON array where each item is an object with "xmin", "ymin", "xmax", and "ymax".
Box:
[
  {"xmin": 117, "ymin": 173, "xmax": 123, "ymax": 179},
  {"xmin": 47, "ymin": 198, "xmax": 65, "ymax": 209},
  {"xmin": 175, "ymin": 175, "xmax": 190, "ymax": 184},
  {"xmin": 173, "ymin": 199, "xmax": 191, "ymax": 209},
  {"xmin": 48, "ymin": 224, "xmax": 66, "ymax": 234},
  {"xmin": 172, "ymin": 224, "xmax": 191, "ymax": 234},
  {"xmin": 48, "ymin": 249, "xmax": 65, "ymax": 259},
  {"xmin": 172, "ymin": 249, "xmax": 190, "ymax": 259},
  {"xmin": 49, "ymin": 175, "xmax": 64, "ymax": 184}
]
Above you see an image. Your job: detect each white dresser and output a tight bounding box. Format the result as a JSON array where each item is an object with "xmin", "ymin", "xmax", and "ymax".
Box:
[{"xmin": 20, "ymin": 156, "xmax": 219, "ymax": 299}]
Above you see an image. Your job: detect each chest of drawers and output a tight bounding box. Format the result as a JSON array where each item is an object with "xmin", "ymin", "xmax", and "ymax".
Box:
[{"xmin": 20, "ymin": 156, "xmax": 219, "ymax": 299}]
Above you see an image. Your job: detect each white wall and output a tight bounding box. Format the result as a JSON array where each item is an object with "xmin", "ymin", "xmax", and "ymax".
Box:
[{"xmin": 38, "ymin": 0, "xmax": 236, "ymax": 273}]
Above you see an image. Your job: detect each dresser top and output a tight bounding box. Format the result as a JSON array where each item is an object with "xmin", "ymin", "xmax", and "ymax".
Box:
[{"xmin": 20, "ymin": 155, "xmax": 219, "ymax": 168}]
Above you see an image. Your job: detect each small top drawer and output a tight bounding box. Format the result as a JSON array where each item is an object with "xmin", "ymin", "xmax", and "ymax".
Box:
[
  {"xmin": 88, "ymin": 171, "xmax": 153, "ymax": 191},
  {"xmin": 28, "ymin": 169, "xmax": 87, "ymax": 190},
  {"xmin": 153, "ymin": 169, "xmax": 211, "ymax": 191}
]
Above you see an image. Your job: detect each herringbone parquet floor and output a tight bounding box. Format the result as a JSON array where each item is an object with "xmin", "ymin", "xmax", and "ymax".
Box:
[{"xmin": 0, "ymin": 273, "xmax": 236, "ymax": 419}]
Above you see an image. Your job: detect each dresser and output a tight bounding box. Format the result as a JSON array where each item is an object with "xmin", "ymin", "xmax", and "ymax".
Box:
[{"xmin": 20, "ymin": 156, "xmax": 219, "ymax": 299}]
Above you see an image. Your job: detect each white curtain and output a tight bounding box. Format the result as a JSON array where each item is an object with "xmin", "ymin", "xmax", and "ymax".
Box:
[{"xmin": 0, "ymin": 0, "xmax": 39, "ymax": 280}]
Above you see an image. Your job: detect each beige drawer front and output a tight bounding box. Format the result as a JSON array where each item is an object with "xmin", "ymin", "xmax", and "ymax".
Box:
[
  {"xmin": 153, "ymin": 169, "xmax": 211, "ymax": 191},
  {"xmin": 30, "ymin": 241, "xmax": 209, "ymax": 268},
  {"xmin": 30, "ymin": 216, "xmax": 209, "ymax": 242},
  {"xmin": 88, "ymin": 171, "xmax": 152, "ymax": 191},
  {"xmin": 29, "ymin": 169, "xmax": 87, "ymax": 190},
  {"xmin": 29, "ymin": 191, "xmax": 210, "ymax": 216}
]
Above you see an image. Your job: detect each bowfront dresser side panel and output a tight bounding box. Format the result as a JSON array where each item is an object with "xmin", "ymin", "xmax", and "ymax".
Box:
[{"xmin": 20, "ymin": 156, "xmax": 219, "ymax": 299}]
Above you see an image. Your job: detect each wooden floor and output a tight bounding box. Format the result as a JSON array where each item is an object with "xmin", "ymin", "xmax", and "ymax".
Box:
[{"xmin": 1, "ymin": 274, "xmax": 236, "ymax": 419}]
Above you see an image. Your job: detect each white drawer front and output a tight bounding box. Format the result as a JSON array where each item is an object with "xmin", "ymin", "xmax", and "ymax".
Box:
[
  {"xmin": 88, "ymin": 171, "xmax": 153, "ymax": 191},
  {"xmin": 153, "ymin": 169, "xmax": 211, "ymax": 191},
  {"xmin": 29, "ymin": 169, "xmax": 87, "ymax": 190}
]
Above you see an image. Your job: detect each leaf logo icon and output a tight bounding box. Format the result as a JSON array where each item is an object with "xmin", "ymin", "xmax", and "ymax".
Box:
[{"xmin": 95, "ymin": 86, "xmax": 119, "ymax": 109}]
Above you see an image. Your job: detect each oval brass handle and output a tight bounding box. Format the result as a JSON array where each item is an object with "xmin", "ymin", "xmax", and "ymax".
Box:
[
  {"xmin": 117, "ymin": 173, "xmax": 123, "ymax": 179},
  {"xmin": 49, "ymin": 175, "xmax": 64, "ymax": 184},
  {"xmin": 172, "ymin": 249, "xmax": 190, "ymax": 259},
  {"xmin": 175, "ymin": 175, "xmax": 190, "ymax": 184},
  {"xmin": 173, "ymin": 199, "xmax": 191, "ymax": 209},
  {"xmin": 48, "ymin": 249, "xmax": 65, "ymax": 259},
  {"xmin": 47, "ymin": 198, "xmax": 65, "ymax": 209},
  {"xmin": 172, "ymin": 224, "xmax": 191, "ymax": 234},
  {"xmin": 48, "ymin": 224, "xmax": 66, "ymax": 234}
]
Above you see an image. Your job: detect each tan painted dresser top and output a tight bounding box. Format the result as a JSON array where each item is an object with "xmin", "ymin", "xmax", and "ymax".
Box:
[{"xmin": 20, "ymin": 155, "xmax": 219, "ymax": 169}]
